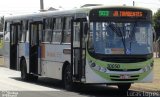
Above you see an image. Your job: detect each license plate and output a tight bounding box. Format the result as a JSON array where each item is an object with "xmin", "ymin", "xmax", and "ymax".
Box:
[{"xmin": 120, "ymin": 74, "xmax": 130, "ymax": 79}]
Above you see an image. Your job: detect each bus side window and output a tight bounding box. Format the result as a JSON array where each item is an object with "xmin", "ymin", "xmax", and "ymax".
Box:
[
  {"xmin": 20, "ymin": 20, "xmax": 28, "ymax": 42},
  {"xmin": 31, "ymin": 25, "xmax": 38, "ymax": 45},
  {"xmin": 18, "ymin": 24, "xmax": 21, "ymax": 42},
  {"xmin": 52, "ymin": 18, "xmax": 62, "ymax": 43},
  {"xmin": 38, "ymin": 23, "xmax": 43, "ymax": 43},
  {"xmin": 43, "ymin": 18, "xmax": 53, "ymax": 42},
  {"xmin": 11, "ymin": 25, "xmax": 17, "ymax": 44},
  {"xmin": 4, "ymin": 22, "xmax": 10, "ymax": 41},
  {"xmin": 62, "ymin": 17, "xmax": 71, "ymax": 43},
  {"xmin": 74, "ymin": 22, "xmax": 80, "ymax": 42}
]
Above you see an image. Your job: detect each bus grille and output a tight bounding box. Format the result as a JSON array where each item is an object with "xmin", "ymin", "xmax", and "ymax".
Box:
[
  {"xmin": 108, "ymin": 68, "xmax": 141, "ymax": 72},
  {"xmin": 111, "ymin": 78, "xmax": 138, "ymax": 81},
  {"xmin": 110, "ymin": 75, "xmax": 139, "ymax": 81}
]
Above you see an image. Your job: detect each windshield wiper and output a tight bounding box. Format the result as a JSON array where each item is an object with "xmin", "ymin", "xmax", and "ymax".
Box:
[
  {"xmin": 108, "ymin": 23, "xmax": 126, "ymax": 54},
  {"xmin": 118, "ymin": 26, "xmax": 126, "ymax": 54},
  {"xmin": 129, "ymin": 22, "xmax": 137, "ymax": 54}
]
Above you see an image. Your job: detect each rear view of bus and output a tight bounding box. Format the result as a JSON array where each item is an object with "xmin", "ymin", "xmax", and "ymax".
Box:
[{"xmin": 86, "ymin": 6, "xmax": 153, "ymax": 91}]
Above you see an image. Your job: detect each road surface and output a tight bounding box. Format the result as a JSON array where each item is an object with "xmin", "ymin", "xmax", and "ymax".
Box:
[{"xmin": 0, "ymin": 67, "xmax": 159, "ymax": 97}]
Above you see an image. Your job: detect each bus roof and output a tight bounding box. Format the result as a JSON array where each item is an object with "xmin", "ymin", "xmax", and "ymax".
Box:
[{"xmin": 4, "ymin": 6, "xmax": 152, "ymax": 21}]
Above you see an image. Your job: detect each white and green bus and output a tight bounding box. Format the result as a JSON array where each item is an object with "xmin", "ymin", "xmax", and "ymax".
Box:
[{"xmin": 4, "ymin": 6, "xmax": 153, "ymax": 91}]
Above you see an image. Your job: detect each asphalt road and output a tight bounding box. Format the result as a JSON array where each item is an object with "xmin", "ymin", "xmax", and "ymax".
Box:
[{"xmin": 0, "ymin": 67, "xmax": 159, "ymax": 97}]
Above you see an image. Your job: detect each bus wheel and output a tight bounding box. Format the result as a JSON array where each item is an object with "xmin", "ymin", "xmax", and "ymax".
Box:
[
  {"xmin": 30, "ymin": 75, "xmax": 38, "ymax": 82},
  {"xmin": 63, "ymin": 65, "xmax": 73, "ymax": 90},
  {"xmin": 21, "ymin": 60, "xmax": 30, "ymax": 81},
  {"xmin": 118, "ymin": 83, "xmax": 131, "ymax": 92}
]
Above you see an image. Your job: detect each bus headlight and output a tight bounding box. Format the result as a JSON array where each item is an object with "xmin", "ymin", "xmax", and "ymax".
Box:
[
  {"xmin": 142, "ymin": 66, "xmax": 149, "ymax": 72},
  {"xmin": 100, "ymin": 67, "xmax": 107, "ymax": 73},
  {"xmin": 90, "ymin": 62, "xmax": 96, "ymax": 67},
  {"xmin": 142, "ymin": 64, "xmax": 152, "ymax": 72},
  {"xmin": 89, "ymin": 61, "xmax": 108, "ymax": 73}
]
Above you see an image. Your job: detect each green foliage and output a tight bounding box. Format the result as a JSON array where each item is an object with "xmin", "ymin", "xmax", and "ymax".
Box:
[{"xmin": 153, "ymin": 9, "xmax": 160, "ymax": 39}]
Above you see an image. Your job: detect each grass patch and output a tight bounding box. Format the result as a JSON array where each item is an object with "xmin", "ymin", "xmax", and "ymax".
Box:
[{"xmin": 131, "ymin": 58, "xmax": 160, "ymax": 91}]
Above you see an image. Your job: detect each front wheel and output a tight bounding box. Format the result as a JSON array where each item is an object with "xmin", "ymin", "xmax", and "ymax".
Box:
[
  {"xmin": 63, "ymin": 65, "xmax": 73, "ymax": 90},
  {"xmin": 118, "ymin": 83, "xmax": 131, "ymax": 92}
]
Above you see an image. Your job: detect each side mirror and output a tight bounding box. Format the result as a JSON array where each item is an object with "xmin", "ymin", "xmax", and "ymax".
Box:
[{"xmin": 84, "ymin": 23, "xmax": 88, "ymax": 35}]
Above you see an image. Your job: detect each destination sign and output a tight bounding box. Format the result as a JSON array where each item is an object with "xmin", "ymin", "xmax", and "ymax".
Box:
[
  {"xmin": 99, "ymin": 10, "xmax": 144, "ymax": 17},
  {"xmin": 89, "ymin": 8, "xmax": 152, "ymax": 21}
]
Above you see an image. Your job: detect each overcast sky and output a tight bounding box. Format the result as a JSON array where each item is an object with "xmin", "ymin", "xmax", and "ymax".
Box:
[{"xmin": 0, "ymin": 0, "xmax": 159, "ymax": 16}]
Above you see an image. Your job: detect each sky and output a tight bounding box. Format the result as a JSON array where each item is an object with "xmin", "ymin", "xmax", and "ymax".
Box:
[{"xmin": 0, "ymin": 0, "xmax": 160, "ymax": 16}]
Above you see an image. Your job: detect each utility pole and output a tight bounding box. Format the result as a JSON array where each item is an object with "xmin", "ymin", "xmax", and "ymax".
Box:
[
  {"xmin": 133, "ymin": 1, "xmax": 135, "ymax": 6},
  {"xmin": 40, "ymin": 0, "xmax": 44, "ymax": 12}
]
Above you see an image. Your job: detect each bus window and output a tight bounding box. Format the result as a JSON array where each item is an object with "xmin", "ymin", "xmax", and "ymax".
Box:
[
  {"xmin": 62, "ymin": 17, "xmax": 71, "ymax": 43},
  {"xmin": 4, "ymin": 22, "xmax": 10, "ymax": 41},
  {"xmin": 20, "ymin": 21, "xmax": 28, "ymax": 42},
  {"xmin": 74, "ymin": 22, "xmax": 80, "ymax": 42},
  {"xmin": 52, "ymin": 18, "xmax": 62, "ymax": 43},
  {"xmin": 11, "ymin": 26, "xmax": 17, "ymax": 44},
  {"xmin": 38, "ymin": 23, "xmax": 43, "ymax": 43},
  {"xmin": 43, "ymin": 18, "xmax": 53, "ymax": 42},
  {"xmin": 18, "ymin": 25, "xmax": 21, "ymax": 42},
  {"xmin": 5, "ymin": 22, "xmax": 10, "ymax": 34},
  {"xmin": 31, "ymin": 25, "xmax": 38, "ymax": 45}
]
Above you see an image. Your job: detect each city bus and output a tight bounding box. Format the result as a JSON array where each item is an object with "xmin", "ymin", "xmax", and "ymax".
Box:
[{"xmin": 4, "ymin": 6, "xmax": 153, "ymax": 92}]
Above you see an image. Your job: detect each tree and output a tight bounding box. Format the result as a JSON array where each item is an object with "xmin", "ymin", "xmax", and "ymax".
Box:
[
  {"xmin": 153, "ymin": 9, "xmax": 160, "ymax": 40},
  {"xmin": 153, "ymin": 9, "xmax": 160, "ymax": 57}
]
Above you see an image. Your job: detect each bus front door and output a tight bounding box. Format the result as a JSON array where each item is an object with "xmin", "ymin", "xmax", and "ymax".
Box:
[
  {"xmin": 72, "ymin": 20, "xmax": 86, "ymax": 81},
  {"xmin": 29, "ymin": 22, "xmax": 42, "ymax": 75}
]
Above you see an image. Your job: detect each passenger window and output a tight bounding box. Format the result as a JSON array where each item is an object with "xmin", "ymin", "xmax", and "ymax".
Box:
[
  {"xmin": 52, "ymin": 18, "xmax": 62, "ymax": 43},
  {"xmin": 43, "ymin": 18, "xmax": 53, "ymax": 42},
  {"xmin": 11, "ymin": 26, "xmax": 17, "ymax": 44},
  {"xmin": 31, "ymin": 25, "xmax": 38, "ymax": 45},
  {"xmin": 20, "ymin": 21, "xmax": 28, "ymax": 42},
  {"xmin": 4, "ymin": 22, "xmax": 10, "ymax": 41},
  {"xmin": 63, "ymin": 17, "xmax": 71, "ymax": 43},
  {"xmin": 18, "ymin": 24, "xmax": 22, "ymax": 42}
]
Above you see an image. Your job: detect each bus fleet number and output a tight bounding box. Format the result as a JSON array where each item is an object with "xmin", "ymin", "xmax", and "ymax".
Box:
[{"xmin": 107, "ymin": 64, "xmax": 120, "ymax": 69}]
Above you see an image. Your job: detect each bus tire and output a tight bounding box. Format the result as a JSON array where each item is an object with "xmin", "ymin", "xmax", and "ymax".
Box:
[
  {"xmin": 30, "ymin": 75, "xmax": 38, "ymax": 82},
  {"xmin": 63, "ymin": 65, "xmax": 73, "ymax": 91},
  {"xmin": 118, "ymin": 83, "xmax": 131, "ymax": 92},
  {"xmin": 21, "ymin": 59, "xmax": 30, "ymax": 81}
]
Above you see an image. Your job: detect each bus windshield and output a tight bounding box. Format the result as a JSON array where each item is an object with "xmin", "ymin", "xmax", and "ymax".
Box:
[{"xmin": 88, "ymin": 21, "xmax": 153, "ymax": 55}]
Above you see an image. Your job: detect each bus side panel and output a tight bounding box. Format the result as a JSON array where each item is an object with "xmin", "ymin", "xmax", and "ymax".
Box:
[
  {"xmin": 4, "ymin": 42, "xmax": 10, "ymax": 68},
  {"xmin": 41, "ymin": 61, "xmax": 63, "ymax": 79},
  {"xmin": 41, "ymin": 44, "xmax": 71, "ymax": 80}
]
